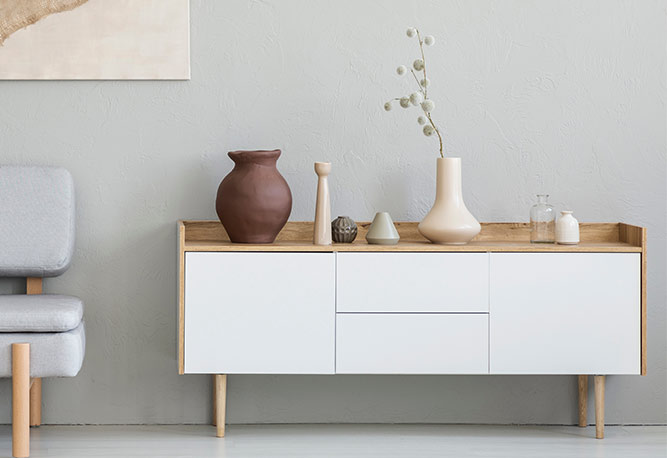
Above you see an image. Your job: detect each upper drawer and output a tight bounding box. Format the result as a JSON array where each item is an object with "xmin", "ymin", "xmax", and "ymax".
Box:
[{"xmin": 336, "ymin": 252, "xmax": 489, "ymax": 312}]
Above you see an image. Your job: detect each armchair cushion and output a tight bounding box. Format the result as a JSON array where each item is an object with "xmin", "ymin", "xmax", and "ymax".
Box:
[
  {"xmin": 0, "ymin": 294, "xmax": 83, "ymax": 332},
  {"xmin": 0, "ymin": 321, "xmax": 85, "ymax": 378}
]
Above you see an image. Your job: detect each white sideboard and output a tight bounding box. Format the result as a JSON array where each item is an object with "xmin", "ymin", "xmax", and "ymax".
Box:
[{"xmin": 178, "ymin": 221, "xmax": 647, "ymax": 439}]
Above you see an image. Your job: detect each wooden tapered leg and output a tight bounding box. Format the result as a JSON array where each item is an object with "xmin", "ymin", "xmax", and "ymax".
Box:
[
  {"xmin": 578, "ymin": 375, "xmax": 588, "ymax": 427},
  {"xmin": 212, "ymin": 376, "xmax": 217, "ymax": 426},
  {"xmin": 29, "ymin": 378, "xmax": 41, "ymax": 427},
  {"xmin": 214, "ymin": 374, "xmax": 227, "ymax": 437},
  {"xmin": 12, "ymin": 343, "xmax": 30, "ymax": 458},
  {"xmin": 594, "ymin": 375, "xmax": 605, "ymax": 439}
]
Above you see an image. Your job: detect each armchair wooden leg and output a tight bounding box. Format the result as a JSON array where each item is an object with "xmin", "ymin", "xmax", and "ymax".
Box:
[
  {"xmin": 578, "ymin": 375, "xmax": 588, "ymax": 427},
  {"xmin": 594, "ymin": 375, "xmax": 605, "ymax": 439},
  {"xmin": 30, "ymin": 378, "xmax": 41, "ymax": 427},
  {"xmin": 12, "ymin": 343, "xmax": 30, "ymax": 458},
  {"xmin": 214, "ymin": 374, "xmax": 227, "ymax": 437},
  {"xmin": 26, "ymin": 277, "xmax": 42, "ymax": 430}
]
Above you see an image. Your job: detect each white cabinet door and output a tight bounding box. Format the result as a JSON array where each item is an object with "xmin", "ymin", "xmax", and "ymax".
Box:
[
  {"xmin": 336, "ymin": 253, "xmax": 489, "ymax": 312},
  {"xmin": 490, "ymin": 253, "xmax": 640, "ymax": 374},
  {"xmin": 336, "ymin": 314, "xmax": 489, "ymax": 374},
  {"xmin": 185, "ymin": 252, "xmax": 335, "ymax": 374}
]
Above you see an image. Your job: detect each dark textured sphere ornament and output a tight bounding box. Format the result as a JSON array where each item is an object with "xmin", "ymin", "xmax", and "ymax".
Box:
[{"xmin": 331, "ymin": 216, "xmax": 357, "ymax": 243}]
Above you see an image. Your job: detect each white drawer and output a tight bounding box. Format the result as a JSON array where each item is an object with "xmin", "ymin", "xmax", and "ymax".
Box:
[
  {"xmin": 336, "ymin": 253, "xmax": 488, "ymax": 312},
  {"xmin": 336, "ymin": 314, "xmax": 489, "ymax": 374},
  {"xmin": 185, "ymin": 252, "xmax": 335, "ymax": 374}
]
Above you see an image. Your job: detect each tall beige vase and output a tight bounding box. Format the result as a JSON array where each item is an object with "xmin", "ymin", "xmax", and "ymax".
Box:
[
  {"xmin": 313, "ymin": 162, "xmax": 332, "ymax": 245},
  {"xmin": 418, "ymin": 157, "xmax": 481, "ymax": 245}
]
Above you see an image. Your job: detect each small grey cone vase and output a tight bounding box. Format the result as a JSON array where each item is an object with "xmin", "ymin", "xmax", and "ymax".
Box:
[{"xmin": 366, "ymin": 212, "xmax": 400, "ymax": 245}]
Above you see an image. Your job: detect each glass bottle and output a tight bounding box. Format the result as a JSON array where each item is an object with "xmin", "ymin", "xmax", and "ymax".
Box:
[{"xmin": 530, "ymin": 194, "xmax": 555, "ymax": 243}]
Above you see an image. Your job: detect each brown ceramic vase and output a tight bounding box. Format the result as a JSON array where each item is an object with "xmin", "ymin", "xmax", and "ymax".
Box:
[{"xmin": 215, "ymin": 149, "xmax": 292, "ymax": 243}]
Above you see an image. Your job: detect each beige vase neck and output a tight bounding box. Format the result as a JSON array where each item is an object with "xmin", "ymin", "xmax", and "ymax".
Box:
[{"xmin": 435, "ymin": 157, "xmax": 463, "ymax": 206}]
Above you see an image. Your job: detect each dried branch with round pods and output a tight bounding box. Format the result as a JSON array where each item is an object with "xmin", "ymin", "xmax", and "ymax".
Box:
[{"xmin": 384, "ymin": 27, "xmax": 443, "ymax": 158}]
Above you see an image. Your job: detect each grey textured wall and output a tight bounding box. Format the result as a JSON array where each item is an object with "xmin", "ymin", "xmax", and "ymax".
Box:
[{"xmin": 0, "ymin": 0, "xmax": 665, "ymax": 425}]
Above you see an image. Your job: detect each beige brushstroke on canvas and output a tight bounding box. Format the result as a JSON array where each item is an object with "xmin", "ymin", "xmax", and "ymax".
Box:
[
  {"xmin": 0, "ymin": 0, "xmax": 190, "ymax": 79},
  {"xmin": 0, "ymin": 0, "xmax": 90, "ymax": 45}
]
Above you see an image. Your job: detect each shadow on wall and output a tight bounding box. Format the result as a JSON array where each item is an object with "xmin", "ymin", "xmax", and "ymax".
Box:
[{"xmin": 0, "ymin": 278, "xmax": 29, "ymax": 295}]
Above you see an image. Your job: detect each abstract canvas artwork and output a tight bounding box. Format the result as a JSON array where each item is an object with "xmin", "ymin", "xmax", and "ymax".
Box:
[{"xmin": 0, "ymin": 0, "xmax": 190, "ymax": 80}]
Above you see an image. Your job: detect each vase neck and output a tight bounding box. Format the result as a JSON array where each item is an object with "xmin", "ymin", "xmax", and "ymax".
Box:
[
  {"xmin": 435, "ymin": 157, "xmax": 463, "ymax": 205},
  {"xmin": 536, "ymin": 194, "xmax": 549, "ymax": 204}
]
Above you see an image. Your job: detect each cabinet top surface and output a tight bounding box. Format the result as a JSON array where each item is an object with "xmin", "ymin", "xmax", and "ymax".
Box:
[{"xmin": 178, "ymin": 221, "xmax": 644, "ymax": 253}]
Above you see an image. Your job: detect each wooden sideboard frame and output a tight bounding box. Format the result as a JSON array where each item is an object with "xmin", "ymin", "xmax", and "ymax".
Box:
[
  {"xmin": 178, "ymin": 220, "xmax": 646, "ymax": 375},
  {"xmin": 177, "ymin": 221, "xmax": 647, "ymax": 439},
  {"xmin": 618, "ymin": 223, "xmax": 647, "ymax": 375}
]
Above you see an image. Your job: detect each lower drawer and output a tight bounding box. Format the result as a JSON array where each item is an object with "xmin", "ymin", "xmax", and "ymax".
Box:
[{"xmin": 335, "ymin": 314, "xmax": 489, "ymax": 374}]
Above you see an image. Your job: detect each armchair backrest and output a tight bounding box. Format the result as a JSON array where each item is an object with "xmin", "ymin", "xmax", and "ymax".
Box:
[{"xmin": 0, "ymin": 166, "xmax": 75, "ymax": 277}]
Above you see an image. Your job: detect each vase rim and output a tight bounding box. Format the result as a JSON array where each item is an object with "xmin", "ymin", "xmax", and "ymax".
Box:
[
  {"xmin": 229, "ymin": 149, "xmax": 281, "ymax": 156},
  {"xmin": 228, "ymin": 149, "xmax": 281, "ymax": 164}
]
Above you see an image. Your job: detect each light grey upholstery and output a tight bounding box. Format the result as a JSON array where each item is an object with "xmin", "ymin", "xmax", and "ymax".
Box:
[
  {"xmin": 0, "ymin": 322, "xmax": 85, "ymax": 378},
  {"xmin": 0, "ymin": 165, "xmax": 85, "ymax": 381},
  {"xmin": 0, "ymin": 295, "xmax": 83, "ymax": 332},
  {"xmin": 0, "ymin": 166, "xmax": 75, "ymax": 277}
]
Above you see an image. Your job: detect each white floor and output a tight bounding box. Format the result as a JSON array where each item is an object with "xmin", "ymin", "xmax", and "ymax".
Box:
[{"xmin": 0, "ymin": 424, "xmax": 664, "ymax": 458}]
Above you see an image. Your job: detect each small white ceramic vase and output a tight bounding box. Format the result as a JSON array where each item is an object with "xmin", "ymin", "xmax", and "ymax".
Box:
[
  {"xmin": 313, "ymin": 162, "xmax": 332, "ymax": 245},
  {"xmin": 366, "ymin": 212, "xmax": 400, "ymax": 245},
  {"xmin": 556, "ymin": 211, "xmax": 579, "ymax": 245},
  {"xmin": 418, "ymin": 157, "xmax": 481, "ymax": 245}
]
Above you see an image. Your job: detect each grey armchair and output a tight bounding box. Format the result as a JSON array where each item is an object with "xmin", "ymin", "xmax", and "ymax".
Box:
[{"xmin": 0, "ymin": 166, "xmax": 85, "ymax": 458}]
